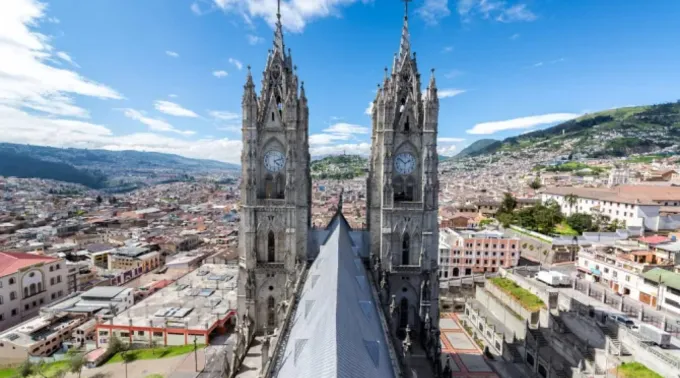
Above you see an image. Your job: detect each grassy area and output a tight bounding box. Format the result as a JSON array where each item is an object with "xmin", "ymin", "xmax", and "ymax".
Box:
[
  {"xmin": 626, "ymin": 154, "xmax": 668, "ymax": 163},
  {"xmin": 555, "ymin": 221, "xmax": 579, "ymax": 236},
  {"xmin": 489, "ymin": 277, "xmax": 545, "ymax": 312},
  {"xmin": 0, "ymin": 360, "xmax": 69, "ymax": 378},
  {"xmin": 509, "ymin": 226, "xmax": 552, "ymax": 243},
  {"xmin": 106, "ymin": 344, "xmax": 205, "ymax": 364},
  {"xmin": 616, "ymin": 362, "xmax": 662, "ymax": 378}
]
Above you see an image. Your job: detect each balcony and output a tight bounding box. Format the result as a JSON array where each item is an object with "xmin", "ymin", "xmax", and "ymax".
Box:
[
  {"xmin": 256, "ymin": 261, "xmax": 285, "ymax": 271},
  {"xmin": 391, "ymin": 265, "xmax": 421, "ymax": 274},
  {"xmin": 256, "ymin": 199, "xmax": 287, "ymax": 207}
]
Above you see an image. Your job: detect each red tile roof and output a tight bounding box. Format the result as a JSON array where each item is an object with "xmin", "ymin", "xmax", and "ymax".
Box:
[
  {"xmin": 638, "ymin": 235, "xmax": 670, "ymax": 245},
  {"xmin": 0, "ymin": 252, "xmax": 58, "ymax": 277}
]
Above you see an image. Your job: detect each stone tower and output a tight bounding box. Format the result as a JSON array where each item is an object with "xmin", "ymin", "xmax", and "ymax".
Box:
[
  {"xmin": 237, "ymin": 2, "xmax": 311, "ymax": 333},
  {"xmin": 367, "ymin": 2, "xmax": 440, "ymax": 337}
]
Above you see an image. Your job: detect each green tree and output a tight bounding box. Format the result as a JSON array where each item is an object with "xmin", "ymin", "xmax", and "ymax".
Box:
[
  {"xmin": 564, "ymin": 194, "xmax": 579, "ymax": 212},
  {"xmin": 499, "ymin": 192, "xmax": 518, "ymax": 214},
  {"xmin": 96, "ymin": 195, "xmax": 103, "ymax": 204},
  {"xmin": 566, "ymin": 213, "xmax": 594, "ymax": 234},
  {"xmin": 121, "ymin": 348, "xmax": 135, "ymax": 378},
  {"xmin": 107, "ymin": 335, "xmax": 123, "ymax": 355},
  {"xmin": 529, "ymin": 176, "xmax": 542, "ymax": 190},
  {"xmin": 497, "ymin": 213, "xmax": 514, "ymax": 228},
  {"xmin": 69, "ymin": 351, "xmax": 87, "ymax": 378},
  {"xmin": 15, "ymin": 359, "xmax": 34, "ymax": 378},
  {"xmin": 479, "ymin": 218, "xmax": 494, "ymax": 228}
]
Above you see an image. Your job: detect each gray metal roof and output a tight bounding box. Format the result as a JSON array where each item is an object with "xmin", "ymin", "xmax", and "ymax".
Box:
[
  {"xmin": 274, "ymin": 214, "xmax": 396, "ymax": 378},
  {"xmin": 81, "ymin": 286, "xmax": 126, "ymax": 300}
]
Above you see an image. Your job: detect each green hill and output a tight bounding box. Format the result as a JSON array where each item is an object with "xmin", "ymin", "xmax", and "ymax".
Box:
[
  {"xmin": 311, "ymin": 155, "xmax": 367, "ymax": 179},
  {"xmin": 0, "ymin": 150, "xmax": 107, "ymax": 188},
  {"xmin": 466, "ymin": 101, "xmax": 680, "ymax": 158},
  {"xmin": 455, "ymin": 139, "xmax": 500, "ymax": 158}
]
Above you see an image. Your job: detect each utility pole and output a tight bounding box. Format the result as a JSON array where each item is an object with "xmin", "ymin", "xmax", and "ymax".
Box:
[{"xmin": 194, "ymin": 337, "xmax": 198, "ymax": 372}]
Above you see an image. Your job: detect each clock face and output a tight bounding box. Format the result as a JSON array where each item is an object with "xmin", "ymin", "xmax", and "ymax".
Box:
[
  {"xmin": 394, "ymin": 153, "xmax": 416, "ymax": 175},
  {"xmin": 264, "ymin": 150, "xmax": 285, "ymax": 172}
]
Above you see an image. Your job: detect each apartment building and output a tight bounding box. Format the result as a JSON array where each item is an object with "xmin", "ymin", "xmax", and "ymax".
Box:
[
  {"xmin": 576, "ymin": 238, "xmax": 678, "ymax": 308},
  {"xmin": 439, "ymin": 228, "xmax": 520, "ymax": 279},
  {"xmin": 543, "ymin": 185, "xmax": 680, "ymax": 231},
  {"xmin": 108, "ymin": 245, "xmax": 161, "ymax": 273},
  {"xmin": 0, "ymin": 252, "xmax": 69, "ymax": 331},
  {"xmin": 642, "ymin": 268, "xmax": 680, "ymax": 315}
]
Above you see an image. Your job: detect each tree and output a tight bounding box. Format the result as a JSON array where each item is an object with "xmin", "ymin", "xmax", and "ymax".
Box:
[
  {"xmin": 96, "ymin": 195, "xmax": 103, "ymax": 204},
  {"xmin": 529, "ymin": 176, "xmax": 542, "ymax": 190},
  {"xmin": 497, "ymin": 213, "xmax": 514, "ymax": 228},
  {"xmin": 564, "ymin": 194, "xmax": 579, "ymax": 213},
  {"xmin": 69, "ymin": 351, "xmax": 87, "ymax": 378},
  {"xmin": 479, "ymin": 218, "xmax": 494, "ymax": 228},
  {"xmin": 121, "ymin": 348, "xmax": 135, "ymax": 378},
  {"xmin": 499, "ymin": 192, "xmax": 518, "ymax": 214},
  {"xmin": 109, "ymin": 196, "xmax": 118, "ymax": 205},
  {"xmin": 15, "ymin": 359, "xmax": 34, "ymax": 378},
  {"xmin": 107, "ymin": 335, "xmax": 123, "ymax": 355},
  {"xmin": 566, "ymin": 213, "xmax": 594, "ymax": 234}
]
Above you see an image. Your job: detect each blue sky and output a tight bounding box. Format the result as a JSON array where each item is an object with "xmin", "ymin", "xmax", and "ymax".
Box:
[{"xmin": 1, "ymin": 0, "xmax": 679, "ymax": 163}]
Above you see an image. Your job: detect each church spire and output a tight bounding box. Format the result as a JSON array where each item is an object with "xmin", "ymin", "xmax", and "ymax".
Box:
[
  {"xmin": 273, "ymin": 0, "xmax": 285, "ymax": 54},
  {"xmin": 398, "ymin": 0, "xmax": 412, "ymax": 61},
  {"xmin": 242, "ymin": 65, "xmax": 256, "ymax": 104}
]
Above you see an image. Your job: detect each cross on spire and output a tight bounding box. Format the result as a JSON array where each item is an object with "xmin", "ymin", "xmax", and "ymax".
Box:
[{"xmin": 402, "ymin": 0, "xmax": 412, "ymax": 20}]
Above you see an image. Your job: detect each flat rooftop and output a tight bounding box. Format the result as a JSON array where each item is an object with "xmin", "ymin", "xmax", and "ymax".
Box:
[{"xmin": 107, "ymin": 264, "xmax": 237, "ymax": 330}]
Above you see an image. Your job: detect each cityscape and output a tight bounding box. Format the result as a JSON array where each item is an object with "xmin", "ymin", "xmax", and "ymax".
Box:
[{"xmin": 2, "ymin": 0, "xmax": 680, "ymax": 378}]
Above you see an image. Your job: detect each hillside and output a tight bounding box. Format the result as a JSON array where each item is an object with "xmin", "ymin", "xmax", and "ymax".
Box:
[
  {"xmin": 455, "ymin": 139, "xmax": 499, "ymax": 158},
  {"xmin": 311, "ymin": 155, "xmax": 367, "ymax": 179},
  {"xmin": 465, "ymin": 101, "xmax": 680, "ymax": 158},
  {"xmin": 0, "ymin": 150, "xmax": 107, "ymax": 189}
]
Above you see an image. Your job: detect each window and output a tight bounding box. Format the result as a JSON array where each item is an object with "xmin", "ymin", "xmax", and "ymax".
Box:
[
  {"xmin": 0, "ymin": 314, "xmax": 3, "ymax": 321},
  {"xmin": 138, "ymin": 331, "xmax": 145, "ymax": 336},
  {"xmin": 99, "ymin": 331, "xmax": 108, "ymax": 336},
  {"xmin": 57, "ymin": 276, "xmax": 61, "ymax": 283},
  {"xmin": 402, "ymin": 234, "xmax": 410, "ymax": 265},
  {"xmin": 120, "ymin": 332, "xmax": 130, "ymax": 338},
  {"xmin": 271, "ymin": 112, "xmax": 274, "ymax": 121},
  {"xmin": 49, "ymin": 266, "xmax": 54, "ymax": 272},
  {"xmin": 267, "ymin": 231, "xmax": 276, "ymax": 262},
  {"xmin": 267, "ymin": 296, "xmax": 276, "ymax": 329},
  {"xmin": 153, "ymin": 332, "xmax": 163, "ymax": 337},
  {"xmin": 10, "ymin": 292, "xmax": 16, "ymax": 301},
  {"xmin": 0, "ymin": 296, "xmax": 3, "ymax": 305},
  {"xmin": 399, "ymin": 298, "xmax": 409, "ymax": 328},
  {"xmin": 24, "ymin": 304, "xmax": 29, "ymax": 310},
  {"xmin": 11, "ymin": 309, "xmax": 17, "ymax": 317},
  {"xmin": 8, "ymin": 278, "xmax": 14, "ymax": 285},
  {"xmin": 50, "ymin": 278, "xmax": 55, "ymax": 285}
]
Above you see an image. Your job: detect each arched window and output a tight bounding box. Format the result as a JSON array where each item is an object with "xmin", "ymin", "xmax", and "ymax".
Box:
[
  {"xmin": 8, "ymin": 278, "xmax": 14, "ymax": 285},
  {"xmin": 393, "ymin": 176, "xmax": 404, "ymax": 201},
  {"xmin": 37, "ymin": 282, "xmax": 42, "ymax": 292},
  {"xmin": 399, "ymin": 298, "xmax": 409, "ymax": 328},
  {"xmin": 265, "ymin": 174, "xmax": 274, "ymax": 198},
  {"xmin": 29, "ymin": 283, "xmax": 36, "ymax": 296},
  {"xmin": 271, "ymin": 112, "xmax": 275, "ymax": 122},
  {"xmin": 453, "ymin": 267, "xmax": 460, "ymax": 277},
  {"xmin": 404, "ymin": 115, "xmax": 410, "ymax": 132},
  {"xmin": 275, "ymin": 174, "xmax": 285, "ymax": 199},
  {"xmin": 10, "ymin": 291, "xmax": 16, "ymax": 300},
  {"xmin": 267, "ymin": 231, "xmax": 276, "ymax": 262},
  {"xmin": 0, "ymin": 296, "xmax": 3, "ymax": 305},
  {"xmin": 267, "ymin": 296, "xmax": 276, "ymax": 329},
  {"xmin": 23, "ymin": 287, "xmax": 28, "ymax": 298},
  {"xmin": 402, "ymin": 234, "xmax": 410, "ymax": 265},
  {"xmin": 399, "ymin": 98, "xmax": 405, "ymax": 113},
  {"xmin": 405, "ymin": 176, "xmax": 415, "ymax": 201}
]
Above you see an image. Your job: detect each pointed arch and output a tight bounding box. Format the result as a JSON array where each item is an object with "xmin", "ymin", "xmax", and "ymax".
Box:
[
  {"xmin": 265, "ymin": 174, "xmax": 275, "ymax": 198},
  {"xmin": 267, "ymin": 296, "xmax": 276, "ymax": 329},
  {"xmin": 402, "ymin": 233, "xmax": 411, "ymax": 265},
  {"xmin": 399, "ymin": 297, "xmax": 409, "ymax": 328},
  {"xmin": 275, "ymin": 174, "xmax": 285, "ymax": 199},
  {"xmin": 393, "ymin": 176, "xmax": 405, "ymax": 201},
  {"xmin": 267, "ymin": 230, "xmax": 276, "ymax": 262},
  {"xmin": 405, "ymin": 176, "xmax": 415, "ymax": 201}
]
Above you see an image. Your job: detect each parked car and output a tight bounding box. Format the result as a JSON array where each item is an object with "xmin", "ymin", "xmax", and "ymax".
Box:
[{"xmin": 608, "ymin": 314, "xmax": 636, "ymax": 328}]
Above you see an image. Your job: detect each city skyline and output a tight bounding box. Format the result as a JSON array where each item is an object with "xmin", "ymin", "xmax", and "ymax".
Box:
[{"xmin": 2, "ymin": 0, "xmax": 680, "ymax": 163}]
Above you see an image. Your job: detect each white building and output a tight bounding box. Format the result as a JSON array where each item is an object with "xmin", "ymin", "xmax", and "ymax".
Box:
[
  {"xmin": 642, "ymin": 268, "xmax": 680, "ymax": 315},
  {"xmin": 542, "ymin": 185, "xmax": 680, "ymax": 231},
  {"xmin": 0, "ymin": 252, "xmax": 69, "ymax": 331}
]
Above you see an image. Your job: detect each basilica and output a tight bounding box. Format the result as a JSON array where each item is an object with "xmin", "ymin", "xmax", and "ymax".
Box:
[{"xmin": 231, "ymin": 1, "xmax": 442, "ymax": 377}]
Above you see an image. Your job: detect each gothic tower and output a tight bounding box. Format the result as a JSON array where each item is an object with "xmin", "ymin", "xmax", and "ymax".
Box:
[
  {"xmin": 367, "ymin": 2, "xmax": 440, "ymax": 338},
  {"xmin": 238, "ymin": 2, "xmax": 311, "ymax": 333}
]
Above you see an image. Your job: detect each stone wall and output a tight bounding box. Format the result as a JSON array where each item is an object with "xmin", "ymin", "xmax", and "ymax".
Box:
[
  {"xmin": 485, "ymin": 281, "xmax": 541, "ymax": 326},
  {"xmin": 475, "ymin": 286, "xmax": 528, "ymax": 339}
]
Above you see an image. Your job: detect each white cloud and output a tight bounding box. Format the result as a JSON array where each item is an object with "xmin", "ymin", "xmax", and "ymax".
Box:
[
  {"xmin": 365, "ymin": 102, "xmax": 374, "ymax": 116},
  {"xmin": 213, "ymin": 70, "xmax": 228, "ymax": 78},
  {"xmin": 0, "ymin": 105, "xmax": 242, "ymax": 163},
  {"xmin": 210, "ymin": 110, "xmax": 240, "ymax": 121},
  {"xmin": 168, "ymin": 94, "xmax": 178, "ymax": 98},
  {"xmin": 417, "ymin": 0, "xmax": 451, "ymax": 25},
  {"xmin": 510, "ymin": 33, "xmax": 520, "ymax": 40},
  {"xmin": 438, "ymin": 137, "xmax": 466, "ymax": 143},
  {"xmin": 55, "ymin": 51, "xmax": 79, "ymax": 67},
  {"xmin": 466, "ymin": 113, "xmax": 581, "ymax": 135},
  {"xmin": 323, "ymin": 123, "xmax": 369, "ymax": 135},
  {"xmin": 247, "ymin": 34, "xmax": 264, "ymax": 45},
  {"xmin": 533, "ymin": 62, "xmax": 544, "ymax": 67},
  {"xmin": 190, "ymin": 2, "xmax": 202, "ymax": 15},
  {"xmin": 165, "ymin": 50, "xmax": 179, "ymax": 58},
  {"xmin": 441, "ymin": 46, "xmax": 454, "ymax": 53},
  {"xmin": 438, "ymin": 145, "xmax": 458, "ymax": 156},
  {"xmin": 123, "ymin": 108, "xmax": 195, "ymax": 135},
  {"xmin": 0, "ymin": 0, "xmax": 121, "ymax": 120},
  {"xmin": 154, "ymin": 100, "xmax": 199, "ymax": 118},
  {"xmin": 213, "ymin": 0, "xmax": 366, "ymax": 32},
  {"xmin": 228, "ymin": 57, "xmax": 243, "ymax": 70},
  {"xmin": 457, "ymin": 0, "xmax": 536, "ymax": 23},
  {"xmin": 311, "ymin": 143, "xmax": 371, "ymax": 157},
  {"xmin": 438, "ymin": 88, "xmax": 466, "ymax": 98},
  {"xmin": 309, "ymin": 133, "xmax": 350, "ymax": 146}
]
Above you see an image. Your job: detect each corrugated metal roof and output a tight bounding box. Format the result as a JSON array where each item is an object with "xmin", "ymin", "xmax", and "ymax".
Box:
[
  {"xmin": 643, "ymin": 268, "xmax": 680, "ymax": 292},
  {"xmin": 274, "ymin": 213, "xmax": 395, "ymax": 378}
]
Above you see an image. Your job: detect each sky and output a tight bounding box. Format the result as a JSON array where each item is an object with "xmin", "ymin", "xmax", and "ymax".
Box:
[{"xmin": 1, "ymin": 0, "xmax": 680, "ymax": 163}]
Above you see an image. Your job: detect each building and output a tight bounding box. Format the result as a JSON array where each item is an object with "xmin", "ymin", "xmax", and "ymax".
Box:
[
  {"xmin": 439, "ymin": 228, "xmax": 520, "ymax": 279},
  {"xmin": 108, "ymin": 244, "xmax": 161, "ymax": 272},
  {"xmin": 641, "ymin": 268, "xmax": 680, "ymax": 315},
  {"xmin": 542, "ymin": 185, "xmax": 680, "ymax": 231},
  {"xmin": 230, "ymin": 3, "xmax": 442, "ymax": 377},
  {"xmin": 0, "ymin": 252, "xmax": 69, "ymax": 331},
  {"xmin": 96, "ymin": 264, "xmax": 236, "ymax": 347}
]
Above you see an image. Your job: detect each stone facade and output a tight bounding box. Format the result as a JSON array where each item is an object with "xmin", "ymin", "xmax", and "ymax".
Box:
[
  {"xmin": 237, "ymin": 8, "xmax": 311, "ymax": 334},
  {"xmin": 366, "ymin": 10, "xmax": 441, "ymax": 362}
]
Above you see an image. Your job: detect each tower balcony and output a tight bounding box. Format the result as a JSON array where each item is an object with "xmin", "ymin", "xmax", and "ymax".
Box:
[{"xmin": 391, "ymin": 265, "xmax": 421, "ymax": 274}]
